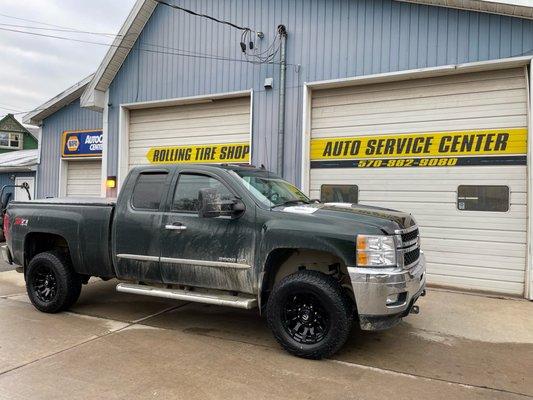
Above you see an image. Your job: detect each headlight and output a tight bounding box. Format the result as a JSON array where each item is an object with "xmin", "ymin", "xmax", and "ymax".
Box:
[{"xmin": 356, "ymin": 235, "xmax": 397, "ymax": 267}]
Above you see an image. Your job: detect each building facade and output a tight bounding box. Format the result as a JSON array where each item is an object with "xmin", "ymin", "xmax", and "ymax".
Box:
[
  {"xmin": 0, "ymin": 114, "xmax": 39, "ymax": 201},
  {"xmin": 25, "ymin": 0, "xmax": 533, "ymax": 299}
]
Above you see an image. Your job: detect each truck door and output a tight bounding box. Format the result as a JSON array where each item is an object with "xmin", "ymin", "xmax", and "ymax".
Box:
[
  {"xmin": 113, "ymin": 170, "xmax": 171, "ymax": 283},
  {"xmin": 159, "ymin": 171, "xmax": 256, "ymax": 294}
]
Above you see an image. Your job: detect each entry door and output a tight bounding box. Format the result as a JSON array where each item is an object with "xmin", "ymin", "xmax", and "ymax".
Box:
[
  {"xmin": 113, "ymin": 170, "xmax": 170, "ymax": 283},
  {"xmin": 14, "ymin": 177, "xmax": 34, "ymax": 201},
  {"xmin": 160, "ymin": 172, "xmax": 256, "ymax": 294}
]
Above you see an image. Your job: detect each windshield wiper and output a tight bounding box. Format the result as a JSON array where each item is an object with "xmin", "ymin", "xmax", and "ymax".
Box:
[{"xmin": 272, "ymin": 199, "xmax": 311, "ymax": 208}]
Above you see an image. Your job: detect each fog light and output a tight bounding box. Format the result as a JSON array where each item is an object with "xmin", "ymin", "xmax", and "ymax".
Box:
[{"xmin": 386, "ymin": 293, "xmax": 400, "ymax": 305}]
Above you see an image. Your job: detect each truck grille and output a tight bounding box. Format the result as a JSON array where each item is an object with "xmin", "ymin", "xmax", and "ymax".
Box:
[
  {"xmin": 401, "ymin": 228, "xmax": 419, "ymax": 244},
  {"xmin": 395, "ymin": 225, "xmax": 421, "ymax": 269},
  {"xmin": 404, "ymin": 247, "xmax": 420, "ymax": 266}
]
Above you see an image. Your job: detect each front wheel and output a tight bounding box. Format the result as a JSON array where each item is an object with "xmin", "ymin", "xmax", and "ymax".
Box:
[
  {"xmin": 267, "ymin": 270, "xmax": 353, "ymax": 359},
  {"xmin": 26, "ymin": 251, "xmax": 82, "ymax": 313}
]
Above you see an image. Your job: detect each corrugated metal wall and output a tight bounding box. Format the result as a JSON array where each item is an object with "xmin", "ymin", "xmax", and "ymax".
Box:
[
  {"xmin": 38, "ymin": 99, "xmax": 102, "ymax": 198},
  {"xmin": 103, "ymin": 0, "xmax": 533, "ymax": 185}
]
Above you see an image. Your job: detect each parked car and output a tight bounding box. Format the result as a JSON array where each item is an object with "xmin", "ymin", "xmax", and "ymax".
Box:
[{"xmin": 2, "ymin": 164, "xmax": 425, "ymax": 359}]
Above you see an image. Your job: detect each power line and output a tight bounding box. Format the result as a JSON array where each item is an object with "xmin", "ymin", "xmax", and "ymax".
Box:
[
  {"xmin": 153, "ymin": 0, "xmax": 281, "ymax": 63},
  {"xmin": 0, "ymin": 12, "xmax": 119, "ymax": 37},
  {"xmin": 0, "ymin": 22, "xmax": 122, "ymax": 38},
  {"xmin": 0, "ymin": 26, "xmax": 291, "ymax": 66},
  {"xmin": 0, "ymin": 105, "xmax": 24, "ymax": 113},
  {"xmin": 154, "ymin": 0, "xmax": 252, "ymax": 32}
]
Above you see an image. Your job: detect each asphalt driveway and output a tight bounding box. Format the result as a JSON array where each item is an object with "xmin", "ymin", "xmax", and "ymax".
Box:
[{"xmin": 0, "ymin": 270, "xmax": 532, "ymax": 400}]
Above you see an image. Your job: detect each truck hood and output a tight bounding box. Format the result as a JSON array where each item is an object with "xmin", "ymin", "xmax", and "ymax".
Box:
[{"xmin": 279, "ymin": 202, "xmax": 416, "ymax": 234}]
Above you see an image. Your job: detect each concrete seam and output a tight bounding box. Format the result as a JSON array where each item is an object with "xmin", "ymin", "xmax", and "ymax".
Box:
[{"xmin": 329, "ymin": 359, "xmax": 532, "ymax": 398}]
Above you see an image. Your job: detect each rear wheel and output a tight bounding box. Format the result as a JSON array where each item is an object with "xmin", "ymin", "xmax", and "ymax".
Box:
[
  {"xmin": 267, "ymin": 270, "xmax": 353, "ymax": 359},
  {"xmin": 26, "ymin": 251, "xmax": 82, "ymax": 313}
]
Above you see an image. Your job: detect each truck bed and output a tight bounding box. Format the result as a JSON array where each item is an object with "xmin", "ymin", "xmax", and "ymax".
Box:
[{"xmin": 7, "ymin": 198, "xmax": 117, "ymax": 278}]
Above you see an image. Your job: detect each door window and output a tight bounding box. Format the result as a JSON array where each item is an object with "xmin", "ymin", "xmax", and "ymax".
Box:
[
  {"xmin": 173, "ymin": 174, "xmax": 233, "ymax": 212},
  {"xmin": 131, "ymin": 172, "xmax": 168, "ymax": 210}
]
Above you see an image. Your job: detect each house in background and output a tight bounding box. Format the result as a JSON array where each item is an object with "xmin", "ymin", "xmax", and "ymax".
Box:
[{"xmin": 0, "ymin": 114, "xmax": 39, "ymax": 202}]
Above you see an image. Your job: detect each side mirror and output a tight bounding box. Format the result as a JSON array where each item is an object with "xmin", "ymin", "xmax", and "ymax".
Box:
[
  {"xmin": 198, "ymin": 188, "xmax": 222, "ymax": 218},
  {"xmin": 198, "ymin": 188, "xmax": 246, "ymax": 219}
]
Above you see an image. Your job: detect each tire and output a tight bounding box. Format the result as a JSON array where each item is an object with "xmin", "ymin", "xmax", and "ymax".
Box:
[
  {"xmin": 267, "ymin": 270, "xmax": 353, "ymax": 359},
  {"xmin": 26, "ymin": 251, "xmax": 82, "ymax": 313}
]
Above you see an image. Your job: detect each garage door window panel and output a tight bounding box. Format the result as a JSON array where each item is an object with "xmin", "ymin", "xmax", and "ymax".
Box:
[
  {"xmin": 132, "ymin": 173, "xmax": 169, "ymax": 211},
  {"xmin": 457, "ymin": 185, "xmax": 510, "ymax": 212},
  {"xmin": 321, "ymin": 185, "xmax": 358, "ymax": 203}
]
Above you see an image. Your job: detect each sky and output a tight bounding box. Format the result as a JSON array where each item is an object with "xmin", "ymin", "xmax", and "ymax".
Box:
[{"xmin": 0, "ymin": 0, "xmax": 136, "ymax": 122}]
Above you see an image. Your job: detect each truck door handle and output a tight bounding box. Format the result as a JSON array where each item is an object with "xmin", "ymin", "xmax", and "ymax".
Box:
[{"xmin": 165, "ymin": 223, "xmax": 187, "ymax": 231}]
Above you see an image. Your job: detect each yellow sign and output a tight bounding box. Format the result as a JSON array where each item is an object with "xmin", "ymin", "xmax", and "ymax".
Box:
[
  {"xmin": 311, "ymin": 128, "xmax": 527, "ymax": 161},
  {"xmin": 146, "ymin": 142, "xmax": 250, "ymax": 164}
]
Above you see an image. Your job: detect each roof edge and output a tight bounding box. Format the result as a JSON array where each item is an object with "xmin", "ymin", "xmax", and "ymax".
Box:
[
  {"xmin": 23, "ymin": 74, "xmax": 95, "ymax": 126},
  {"xmin": 396, "ymin": 0, "xmax": 533, "ymax": 19},
  {"xmin": 80, "ymin": 0, "xmax": 157, "ymax": 111}
]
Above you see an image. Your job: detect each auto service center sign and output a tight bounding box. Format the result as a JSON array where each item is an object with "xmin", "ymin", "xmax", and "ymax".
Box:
[
  {"xmin": 62, "ymin": 130, "xmax": 103, "ymax": 158},
  {"xmin": 310, "ymin": 128, "xmax": 527, "ymax": 169}
]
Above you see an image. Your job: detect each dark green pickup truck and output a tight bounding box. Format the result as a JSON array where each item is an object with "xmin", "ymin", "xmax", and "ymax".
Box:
[{"xmin": 2, "ymin": 164, "xmax": 425, "ymax": 359}]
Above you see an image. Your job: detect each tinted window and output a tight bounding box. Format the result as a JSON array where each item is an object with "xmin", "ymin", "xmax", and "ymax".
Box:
[
  {"xmin": 457, "ymin": 185, "xmax": 509, "ymax": 212},
  {"xmin": 321, "ymin": 185, "xmax": 358, "ymax": 204},
  {"xmin": 132, "ymin": 173, "xmax": 168, "ymax": 210},
  {"xmin": 173, "ymin": 174, "xmax": 233, "ymax": 212}
]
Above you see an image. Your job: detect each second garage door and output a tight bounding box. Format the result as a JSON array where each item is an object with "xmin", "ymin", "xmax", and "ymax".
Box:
[
  {"xmin": 308, "ymin": 67, "xmax": 528, "ymax": 296},
  {"xmin": 66, "ymin": 160, "xmax": 102, "ymax": 197},
  {"xmin": 127, "ymin": 96, "xmax": 251, "ymax": 170}
]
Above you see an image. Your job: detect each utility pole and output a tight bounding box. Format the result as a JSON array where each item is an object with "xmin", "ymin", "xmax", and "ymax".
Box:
[{"xmin": 277, "ymin": 24, "xmax": 287, "ymax": 177}]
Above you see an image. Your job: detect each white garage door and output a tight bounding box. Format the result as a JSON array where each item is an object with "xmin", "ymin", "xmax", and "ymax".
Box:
[
  {"xmin": 66, "ymin": 160, "xmax": 102, "ymax": 197},
  {"xmin": 128, "ymin": 96, "xmax": 251, "ymax": 169},
  {"xmin": 309, "ymin": 67, "xmax": 528, "ymax": 296}
]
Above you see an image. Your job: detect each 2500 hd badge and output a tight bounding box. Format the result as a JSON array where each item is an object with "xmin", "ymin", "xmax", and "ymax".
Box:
[{"xmin": 2, "ymin": 165, "xmax": 425, "ymax": 359}]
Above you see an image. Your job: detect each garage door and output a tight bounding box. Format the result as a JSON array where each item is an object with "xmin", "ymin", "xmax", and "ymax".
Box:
[
  {"xmin": 128, "ymin": 96, "xmax": 251, "ymax": 169},
  {"xmin": 309, "ymin": 67, "xmax": 528, "ymax": 296},
  {"xmin": 66, "ymin": 160, "xmax": 102, "ymax": 197}
]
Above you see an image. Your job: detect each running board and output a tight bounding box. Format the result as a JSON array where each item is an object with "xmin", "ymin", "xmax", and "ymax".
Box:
[{"xmin": 116, "ymin": 283, "xmax": 258, "ymax": 310}]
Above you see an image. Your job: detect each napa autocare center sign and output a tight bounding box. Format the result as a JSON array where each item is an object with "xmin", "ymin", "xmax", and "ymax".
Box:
[
  {"xmin": 146, "ymin": 142, "xmax": 250, "ymax": 164},
  {"xmin": 310, "ymin": 128, "xmax": 527, "ymax": 169},
  {"xmin": 62, "ymin": 130, "xmax": 103, "ymax": 158}
]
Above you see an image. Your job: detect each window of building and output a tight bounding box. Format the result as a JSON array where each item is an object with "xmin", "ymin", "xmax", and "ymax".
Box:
[
  {"xmin": 0, "ymin": 132, "xmax": 22, "ymax": 149},
  {"xmin": 457, "ymin": 185, "xmax": 510, "ymax": 212},
  {"xmin": 173, "ymin": 174, "xmax": 233, "ymax": 212},
  {"xmin": 320, "ymin": 185, "xmax": 359, "ymax": 204},
  {"xmin": 131, "ymin": 172, "xmax": 168, "ymax": 210}
]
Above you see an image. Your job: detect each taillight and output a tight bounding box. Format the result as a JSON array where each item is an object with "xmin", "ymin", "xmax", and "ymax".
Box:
[{"xmin": 3, "ymin": 213, "xmax": 10, "ymax": 242}]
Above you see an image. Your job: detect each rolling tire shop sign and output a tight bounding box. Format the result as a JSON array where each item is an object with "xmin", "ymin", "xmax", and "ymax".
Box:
[
  {"xmin": 146, "ymin": 142, "xmax": 250, "ymax": 164},
  {"xmin": 310, "ymin": 128, "xmax": 527, "ymax": 169}
]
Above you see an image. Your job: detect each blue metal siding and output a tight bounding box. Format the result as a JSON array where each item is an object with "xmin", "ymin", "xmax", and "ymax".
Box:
[
  {"xmin": 38, "ymin": 99, "xmax": 102, "ymax": 198},
  {"xmin": 105, "ymin": 0, "xmax": 533, "ymax": 185}
]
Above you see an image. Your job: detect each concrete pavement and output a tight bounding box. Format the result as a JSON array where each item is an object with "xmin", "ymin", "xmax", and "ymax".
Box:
[{"xmin": 0, "ymin": 270, "xmax": 532, "ymax": 400}]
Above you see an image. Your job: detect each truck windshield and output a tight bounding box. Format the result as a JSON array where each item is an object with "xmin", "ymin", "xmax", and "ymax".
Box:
[{"xmin": 230, "ymin": 170, "xmax": 310, "ymax": 208}]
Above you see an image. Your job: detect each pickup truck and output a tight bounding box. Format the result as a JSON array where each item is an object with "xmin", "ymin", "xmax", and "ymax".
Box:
[{"xmin": 2, "ymin": 164, "xmax": 426, "ymax": 359}]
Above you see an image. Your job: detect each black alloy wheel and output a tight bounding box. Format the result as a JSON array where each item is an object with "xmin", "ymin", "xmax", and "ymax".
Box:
[
  {"xmin": 282, "ymin": 292, "xmax": 330, "ymax": 345},
  {"xmin": 31, "ymin": 264, "xmax": 58, "ymax": 303},
  {"xmin": 26, "ymin": 251, "xmax": 82, "ymax": 313},
  {"xmin": 267, "ymin": 270, "xmax": 353, "ymax": 359}
]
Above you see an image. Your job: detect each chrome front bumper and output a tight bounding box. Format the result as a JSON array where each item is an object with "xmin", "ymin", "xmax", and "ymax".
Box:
[
  {"xmin": 348, "ymin": 252, "xmax": 426, "ymax": 331},
  {"xmin": 1, "ymin": 244, "xmax": 13, "ymax": 265}
]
